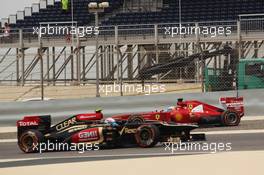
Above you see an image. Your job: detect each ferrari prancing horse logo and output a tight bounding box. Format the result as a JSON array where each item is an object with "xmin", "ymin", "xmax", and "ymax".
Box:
[
  {"xmin": 155, "ymin": 114, "xmax": 160, "ymax": 120},
  {"xmin": 188, "ymin": 104, "xmax": 193, "ymax": 111}
]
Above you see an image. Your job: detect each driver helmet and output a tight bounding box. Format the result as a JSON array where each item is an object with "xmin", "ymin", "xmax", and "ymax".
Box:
[
  {"xmin": 95, "ymin": 108, "xmax": 102, "ymax": 113},
  {"xmin": 105, "ymin": 117, "xmax": 116, "ymax": 124},
  {"xmin": 104, "ymin": 117, "xmax": 119, "ymax": 127},
  {"xmin": 166, "ymin": 106, "xmax": 175, "ymax": 112}
]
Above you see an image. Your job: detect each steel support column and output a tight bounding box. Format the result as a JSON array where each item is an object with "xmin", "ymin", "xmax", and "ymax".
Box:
[
  {"xmin": 82, "ymin": 47, "xmax": 86, "ymax": 84},
  {"xmin": 71, "ymin": 47, "xmax": 74, "ymax": 81},
  {"xmin": 19, "ymin": 29, "xmax": 25, "ymax": 86},
  {"xmin": 52, "ymin": 47, "xmax": 56, "ymax": 86},
  {"xmin": 46, "ymin": 47, "xmax": 50, "ymax": 85},
  {"xmin": 20, "ymin": 49, "xmax": 25, "ymax": 86},
  {"xmin": 16, "ymin": 48, "xmax": 19, "ymax": 85}
]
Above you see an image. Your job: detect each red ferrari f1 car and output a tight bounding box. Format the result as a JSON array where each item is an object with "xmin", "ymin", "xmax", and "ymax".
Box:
[
  {"xmin": 111, "ymin": 97, "xmax": 244, "ymax": 126},
  {"xmin": 17, "ymin": 111, "xmax": 204, "ymax": 153}
]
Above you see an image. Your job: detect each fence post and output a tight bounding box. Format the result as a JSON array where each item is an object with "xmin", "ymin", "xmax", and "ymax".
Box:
[
  {"xmin": 46, "ymin": 47, "xmax": 50, "ymax": 85},
  {"xmin": 115, "ymin": 26, "xmax": 123, "ymax": 96},
  {"xmin": 39, "ymin": 40, "xmax": 44, "ymax": 101},
  {"xmin": 237, "ymin": 20, "xmax": 242, "ymax": 59},
  {"xmin": 16, "ymin": 48, "xmax": 19, "ymax": 86},
  {"xmin": 195, "ymin": 23, "xmax": 201, "ymax": 85},
  {"xmin": 115, "ymin": 26, "xmax": 119, "ymax": 83},
  {"xmin": 154, "ymin": 24, "xmax": 159, "ymax": 81},
  {"xmin": 19, "ymin": 29, "xmax": 25, "ymax": 86},
  {"xmin": 76, "ymin": 35, "xmax": 81, "ymax": 85}
]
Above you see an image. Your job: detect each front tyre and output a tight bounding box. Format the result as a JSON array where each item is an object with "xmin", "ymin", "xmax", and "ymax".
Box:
[
  {"xmin": 221, "ymin": 111, "xmax": 240, "ymax": 126},
  {"xmin": 18, "ymin": 130, "xmax": 43, "ymax": 153},
  {"xmin": 135, "ymin": 125, "xmax": 160, "ymax": 148}
]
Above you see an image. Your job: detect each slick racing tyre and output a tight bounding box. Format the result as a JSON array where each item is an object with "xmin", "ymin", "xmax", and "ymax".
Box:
[
  {"xmin": 135, "ymin": 125, "xmax": 160, "ymax": 148},
  {"xmin": 127, "ymin": 115, "xmax": 145, "ymax": 124},
  {"xmin": 221, "ymin": 111, "xmax": 240, "ymax": 126},
  {"xmin": 18, "ymin": 130, "xmax": 43, "ymax": 153}
]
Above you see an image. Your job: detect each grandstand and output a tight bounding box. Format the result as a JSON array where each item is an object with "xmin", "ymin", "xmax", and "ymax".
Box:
[
  {"xmin": 1, "ymin": 0, "xmax": 264, "ymax": 27},
  {"xmin": 105, "ymin": 0, "xmax": 264, "ymax": 25},
  {"xmin": 0, "ymin": 0, "xmax": 264, "ymax": 99},
  {"xmin": 4, "ymin": 0, "xmax": 123, "ymax": 28}
]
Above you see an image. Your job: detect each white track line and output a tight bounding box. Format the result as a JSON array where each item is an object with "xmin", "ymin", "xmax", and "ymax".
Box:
[
  {"xmin": 0, "ymin": 150, "xmax": 262, "ymax": 163},
  {"xmin": 0, "ymin": 139, "xmax": 17, "ymax": 143},
  {"xmin": 242, "ymin": 116, "xmax": 264, "ymax": 121},
  {"xmin": 198, "ymin": 129, "xmax": 264, "ymax": 135},
  {"xmin": 0, "ymin": 152, "xmax": 211, "ymax": 163},
  {"xmin": 0, "ymin": 127, "xmax": 16, "ymax": 134},
  {"xmin": 0, "ymin": 158, "xmax": 40, "ymax": 163}
]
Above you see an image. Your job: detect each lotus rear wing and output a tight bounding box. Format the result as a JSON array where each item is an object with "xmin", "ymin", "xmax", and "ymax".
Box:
[{"xmin": 219, "ymin": 97, "xmax": 244, "ymax": 117}]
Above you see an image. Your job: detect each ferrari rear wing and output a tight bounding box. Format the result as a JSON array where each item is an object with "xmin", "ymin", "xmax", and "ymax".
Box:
[{"xmin": 219, "ymin": 97, "xmax": 244, "ymax": 117}]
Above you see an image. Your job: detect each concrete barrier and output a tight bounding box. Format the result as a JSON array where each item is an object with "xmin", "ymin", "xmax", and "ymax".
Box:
[{"xmin": 0, "ymin": 89, "xmax": 263, "ymax": 125}]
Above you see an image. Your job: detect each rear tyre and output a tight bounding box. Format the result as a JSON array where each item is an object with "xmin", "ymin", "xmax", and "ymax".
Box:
[
  {"xmin": 18, "ymin": 130, "xmax": 43, "ymax": 153},
  {"xmin": 135, "ymin": 125, "xmax": 160, "ymax": 148},
  {"xmin": 127, "ymin": 115, "xmax": 145, "ymax": 124},
  {"xmin": 221, "ymin": 111, "xmax": 240, "ymax": 126}
]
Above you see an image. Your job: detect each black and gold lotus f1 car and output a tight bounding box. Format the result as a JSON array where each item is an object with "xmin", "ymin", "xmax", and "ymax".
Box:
[{"xmin": 17, "ymin": 111, "xmax": 205, "ymax": 153}]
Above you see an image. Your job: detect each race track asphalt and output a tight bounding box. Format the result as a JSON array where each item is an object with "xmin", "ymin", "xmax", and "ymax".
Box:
[
  {"xmin": 0, "ymin": 131, "xmax": 264, "ymax": 168},
  {"xmin": 0, "ymin": 90, "xmax": 264, "ymax": 168}
]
